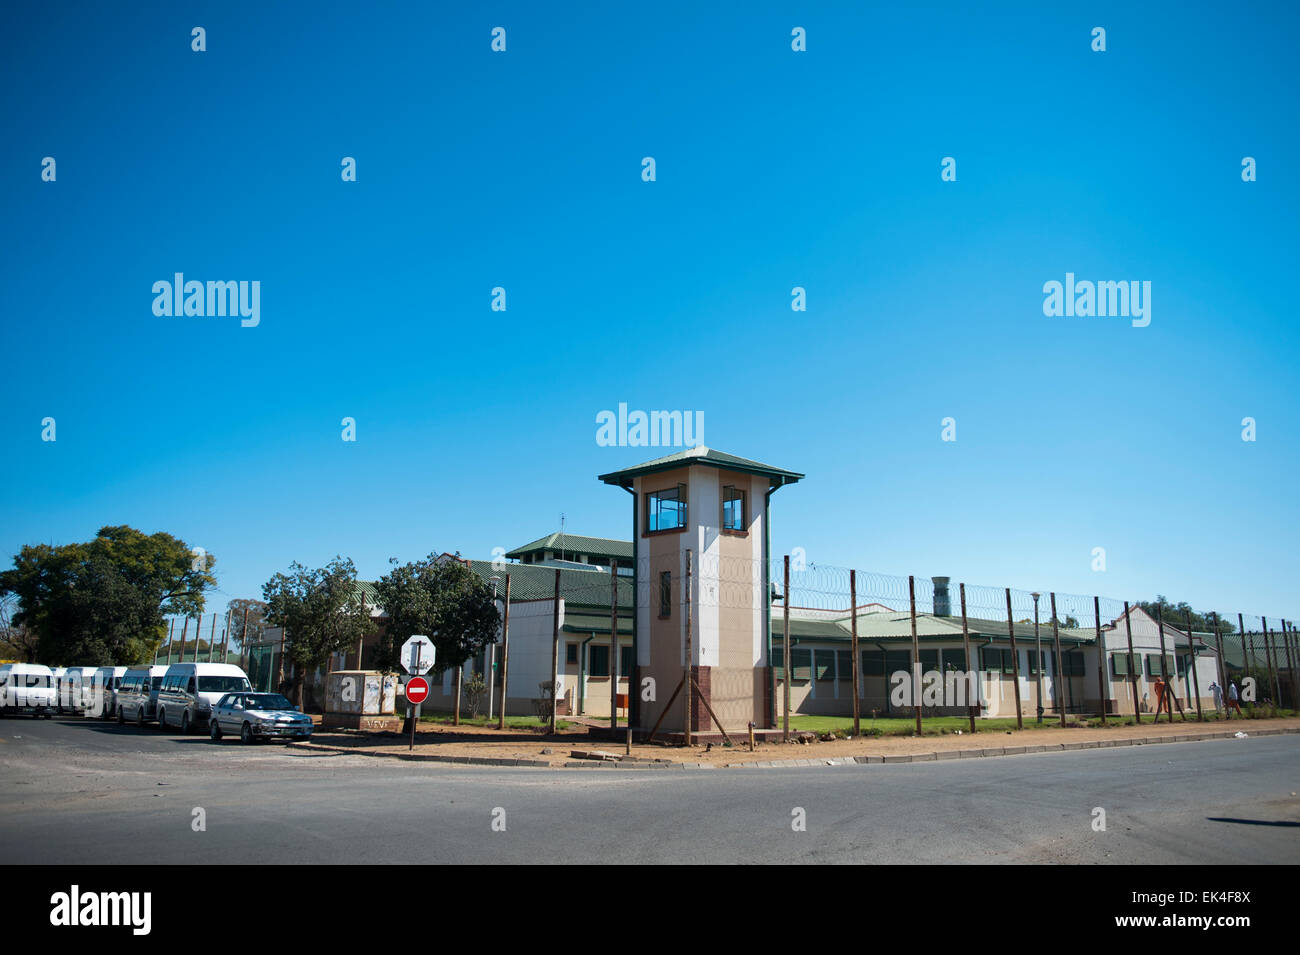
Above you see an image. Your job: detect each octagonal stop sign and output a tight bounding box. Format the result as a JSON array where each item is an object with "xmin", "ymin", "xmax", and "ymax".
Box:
[{"xmin": 405, "ymin": 677, "xmax": 430, "ymax": 706}]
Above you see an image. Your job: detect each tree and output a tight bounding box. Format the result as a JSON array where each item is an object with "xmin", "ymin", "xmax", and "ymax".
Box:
[
  {"xmin": 262, "ymin": 557, "xmax": 375, "ymax": 709},
  {"xmin": 372, "ymin": 553, "xmax": 500, "ymax": 678},
  {"xmin": 0, "ymin": 593, "xmax": 39, "ymax": 662},
  {"xmin": 1137, "ymin": 596, "xmax": 1237, "ymax": 634},
  {"xmin": 226, "ymin": 598, "xmax": 268, "ymax": 655},
  {"xmin": 0, "ymin": 526, "xmax": 215, "ymax": 665},
  {"xmin": 463, "ymin": 672, "xmax": 487, "ymax": 719}
]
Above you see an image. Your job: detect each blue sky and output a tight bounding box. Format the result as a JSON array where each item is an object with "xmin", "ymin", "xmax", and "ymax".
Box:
[{"xmin": 2, "ymin": 1, "xmax": 1297, "ymax": 621}]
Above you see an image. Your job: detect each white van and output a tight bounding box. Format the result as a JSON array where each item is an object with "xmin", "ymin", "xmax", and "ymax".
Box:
[
  {"xmin": 93, "ymin": 666, "xmax": 128, "ymax": 719},
  {"xmin": 0, "ymin": 663, "xmax": 56, "ymax": 717},
  {"xmin": 116, "ymin": 666, "xmax": 168, "ymax": 725},
  {"xmin": 49, "ymin": 667, "xmax": 66, "ymax": 710},
  {"xmin": 58, "ymin": 666, "xmax": 99, "ymax": 715},
  {"xmin": 156, "ymin": 663, "xmax": 252, "ymax": 734}
]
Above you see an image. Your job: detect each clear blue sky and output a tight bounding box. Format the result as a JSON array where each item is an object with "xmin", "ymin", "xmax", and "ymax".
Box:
[{"xmin": 2, "ymin": 1, "xmax": 1297, "ymax": 620}]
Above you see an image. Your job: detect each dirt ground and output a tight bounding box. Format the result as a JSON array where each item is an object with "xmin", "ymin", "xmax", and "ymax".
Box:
[{"xmin": 295, "ymin": 714, "xmax": 1300, "ymax": 767}]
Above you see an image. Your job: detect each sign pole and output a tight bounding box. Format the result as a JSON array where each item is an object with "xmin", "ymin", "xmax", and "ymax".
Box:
[{"xmin": 410, "ymin": 643, "xmax": 420, "ymax": 751}]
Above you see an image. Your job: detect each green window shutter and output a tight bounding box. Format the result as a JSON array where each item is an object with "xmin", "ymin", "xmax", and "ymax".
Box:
[
  {"xmin": 791, "ymin": 648, "xmax": 812, "ymax": 681},
  {"xmin": 589, "ymin": 645, "xmax": 610, "ymax": 678}
]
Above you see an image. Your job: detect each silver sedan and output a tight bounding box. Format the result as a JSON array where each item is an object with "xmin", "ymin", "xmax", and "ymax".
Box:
[{"xmin": 208, "ymin": 692, "xmax": 314, "ymax": 744}]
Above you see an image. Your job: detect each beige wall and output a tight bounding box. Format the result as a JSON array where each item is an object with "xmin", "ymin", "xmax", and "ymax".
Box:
[{"xmin": 634, "ymin": 464, "xmax": 770, "ymax": 733}]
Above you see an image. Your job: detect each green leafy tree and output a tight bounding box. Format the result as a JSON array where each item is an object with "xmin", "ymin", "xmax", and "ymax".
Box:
[
  {"xmin": 372, "ymin": 553, "xmax": 500, "ymax": 677},
  {"xmin": 0, "ymin": 593, "xmax": 40, "ymax": 662},
  {"xmin": 0, "ymin": 526, "xmax": 215, "ymax": 665},
  {"xmin": 1137, "ymin": 596, "xmax": 1237, "ymax": 634},
  {"xmin": 262, "ymin": 557, "xmax": 375, "ymax": 708},
  {"xmin": 226, "ymin": 598, "xmax": 268, "ymax": 654}
]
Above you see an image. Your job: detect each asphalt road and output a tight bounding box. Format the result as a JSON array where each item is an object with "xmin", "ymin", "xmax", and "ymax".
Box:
[{"xmin": 2, "ymin": 717, "xmax": 1298, "ymax": 864}]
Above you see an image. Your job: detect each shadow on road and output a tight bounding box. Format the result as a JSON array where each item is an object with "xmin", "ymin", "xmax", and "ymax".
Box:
[{"xmin": 1206, "ymin": 817, "xmax": 1300, "ymax": 827}]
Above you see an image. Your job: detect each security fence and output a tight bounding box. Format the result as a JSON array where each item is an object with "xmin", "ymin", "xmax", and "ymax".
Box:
[{"xmin": 530, "ymin": 552, "xmax": 1297, "ymax": 736}]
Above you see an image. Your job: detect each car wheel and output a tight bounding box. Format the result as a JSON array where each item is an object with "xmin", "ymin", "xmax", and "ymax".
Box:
[
  {"xmin": 156, "ymin": 707, "xmax": 166, "ymax": 729},
  {"xmin": 137, "ymin": 706, "xmax": 145, "ymax": 727},
  {"xmin": 181, "ymin": 711, "xmax": 192, "ymax": 735},
  {"xmin": 117, "ymin": 707, "xmax": 125, "ymax": 725},
  {"xmin": 209, "ymin": 716, "xmax": 222, "ymax": 741},
  {"xmin": 241, "ymin": 722, "xmax": 254, "ymax": 745}
]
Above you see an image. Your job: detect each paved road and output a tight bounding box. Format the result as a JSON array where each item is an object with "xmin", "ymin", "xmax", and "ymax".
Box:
[{"xmin": 2, "ymin": 717, "xmax": 1298, "ymax": 864}]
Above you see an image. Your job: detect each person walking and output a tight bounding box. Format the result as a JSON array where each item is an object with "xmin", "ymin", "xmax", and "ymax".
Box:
[
  {"xmin": 1209, "ymin": 680, "xmax": 1224, "ymax": 714},
  {"xmin": 1226, "ymin": 680, "xmax": 1243, "ymax": 716}
]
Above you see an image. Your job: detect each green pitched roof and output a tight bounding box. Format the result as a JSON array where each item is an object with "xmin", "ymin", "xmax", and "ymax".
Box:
[
  {"xmin": 459, "ymin": 559, "xmax": 633, "ymax": 609},
  {"xmin": 771, "ymin": 610, "xmax": 1097, "ymax": 646},
  {"xmin": 356, "ymin": 562, "xmax": 632, "ymax": 616},
  {"xmin": 505, "ymin": 533, "xmax": 632, "ymax": 561},
  {"xmin": 598, "ymin": 446, "xmax": 803, "ymax": 489}
]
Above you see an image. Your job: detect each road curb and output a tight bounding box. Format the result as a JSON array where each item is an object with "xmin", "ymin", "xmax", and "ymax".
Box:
[{"xmin": 286, "ymin": 724, "xmax": 1300, "ymax": 771}]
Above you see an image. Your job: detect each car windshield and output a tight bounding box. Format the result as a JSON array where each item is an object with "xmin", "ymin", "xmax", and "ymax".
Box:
[
  {"xmin": 245, "ymin": 694, "xmax": 294, "ymax": 710},
  {"xmin": 151, "ymin": 677, "xmax": 163, "ymax": 689},
  {"xmin": 198, "ymin": 676, "xmax": 251, "ymax": 693}
]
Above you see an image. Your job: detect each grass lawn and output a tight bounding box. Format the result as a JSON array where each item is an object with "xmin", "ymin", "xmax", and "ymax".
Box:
[
  {"xmin": 415, "ymin": 712, "xmax": 573, "ymax": 731},
  {"xmin": 787, "ymin": 707, "xmax": 1294, "ymax": 736}
]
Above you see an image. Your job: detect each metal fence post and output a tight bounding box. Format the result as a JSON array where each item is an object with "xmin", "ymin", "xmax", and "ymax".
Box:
[
  {"xmin": 498, "ymin": 573, "xmax": 511, "ymax": 731},
  {"xmin": 961, "ymin": 583, "xmax": 976, "ymax": 733},
  {"xmin": 1094, "ymin": 597, "xmax": 1107, "ymax": 726},
  {"xmin": 1005, "ymin": 588, "xmax": 1023, "ymax": 730},
  {"xmin": 1050, "ymin": 593, "xmax": 1065, "ymax": 725},
  {"xmin": 610, "ymin": 560, "xmax": 619, "ymax": 729},
  {"xmin": 1186, "ymin": 609, "xmax": 1203, "ymax": 721},
  {"xmin": 783, "ymin": 555, "xmax": 790, "ymax": 742},
  {"xmin": 850, "ymin": 569, "xmax": 860, "ymax": 736},
  {"xmin": 1123, "ymin": 602, "xmax": 1139, "ymax": 722},
  {"xmin": 910, "ymin": 576, "xmax": 921, "ymax": 736}
]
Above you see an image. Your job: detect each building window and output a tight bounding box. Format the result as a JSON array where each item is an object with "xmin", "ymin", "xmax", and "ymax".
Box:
[
  {"xmin": 589, "ymin": 644, "xmax": 610, "ymax": 678},
  {"xmin": 1146, "ymin": 654, "xmax": 1175, "ymax": 678},
  {"xmin": 814, "ymin": 648, "xmax": 835, "ymax": 682},
  {"xmin": 722, "ymin": 485, "xmax": 745, "ymax": 531},
  {"xmin": 620, "ymin": 646, "xmax": 634, "ymax": 677},
  {"xmin": 1063, "ymin": 650, "xmax": 1085, "ymax": 676},
  {"xmin": 1111, "ymin": 653, "xmax": 1132, "ymax": 676},
  {"xmin": 659, "ymin": 572, "xmax": 672, "ymax": 617},
  {"xmin": 646, "ymin": 485, "xmax": 687, "ymax": 532},
  {"xmin": 565, "ymin": 644, "xmax": 578, "ymax": 665},
  {"xmin": 791, "ymin": 647, "xmax": 812, "ymax": 681},
  {"xmin": 981, "ymin": 647, "xmax": 1016, "ymax": 673}
]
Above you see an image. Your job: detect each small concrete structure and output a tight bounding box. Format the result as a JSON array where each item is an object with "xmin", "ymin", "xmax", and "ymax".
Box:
[{"xmin": 322, "ymin": 670, "xmax": 400, "ymax": 731}]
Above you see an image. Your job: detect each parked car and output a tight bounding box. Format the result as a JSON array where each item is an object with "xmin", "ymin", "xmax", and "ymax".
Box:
[
  {"xmin": 208, "ymin": 692, "xmax": 313, "ymax": 744},
  {"xmin": 57, "ymin": 666, "xmax": 99, "ymax": 715},
  {"xmin": 94, "ymin": 666, "xmax": 128, "ymax": 719},
  {"xmin": 116, "ymin": 666, "xmax": 169, "ymax": 725},
  {"xmin": 156, "ymin": 663, "xmax": 252, "ymax": 734},
  {"xmin": 0, "ymin": 663, "xmax": 56, "ymax": 717}
]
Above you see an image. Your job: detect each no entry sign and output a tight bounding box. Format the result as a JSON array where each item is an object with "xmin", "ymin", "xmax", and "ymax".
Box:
[{"xmin": 405, "ymin": 677, "xmax": 430, "ymax": 705}]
